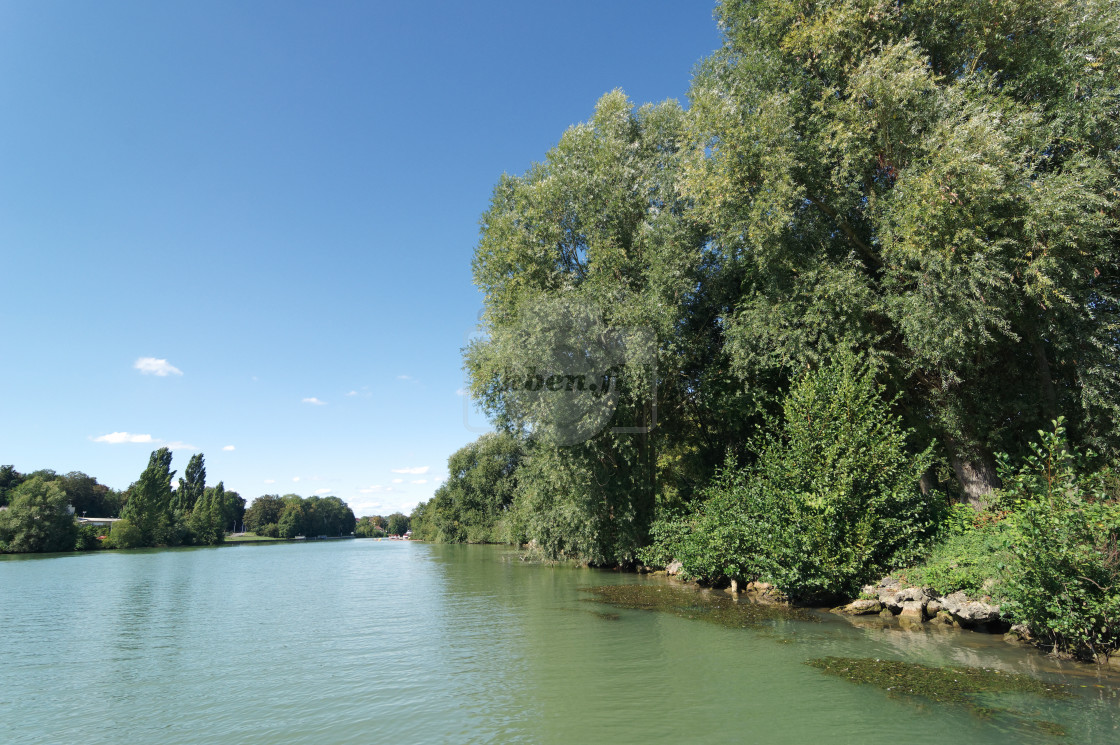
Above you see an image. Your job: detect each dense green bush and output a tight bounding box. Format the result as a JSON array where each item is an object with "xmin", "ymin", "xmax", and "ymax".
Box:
[
  {"xmin": 644, "ymin": 354, "xmax": 937, "ymax": 601},
  {"xmin": 106, "ymin": 518, "xmax": 143, "ymax": 549},
  {"xmin": 999, "ymin": 420, "xmax": 1120, "ymax": 662},
  {"xmin": 74, "ymin": 523, "xmax": 104, "ymax": 551}
]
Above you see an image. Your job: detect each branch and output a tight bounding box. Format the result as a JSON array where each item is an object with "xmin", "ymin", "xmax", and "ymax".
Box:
[{"xmin": 806, "ymin": 195, "xmax": 882, "ymax": 269}]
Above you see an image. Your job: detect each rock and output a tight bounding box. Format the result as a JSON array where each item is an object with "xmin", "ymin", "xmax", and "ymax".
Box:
[
  {"xmin": 836, "ymin": 598, "xmax": 883, "ymax": 616},
  {"xmin": 879, "ymin": 608, "xmax": 895, "ymax": 620},
  {"xmin": 729, "ymin": 578, "xmax": 740, "ymax": 594},
  {"xmin": 926, "ymin": 600, "xmax": 942, "ymax": 615},
  {"xmin": 899, "ymin": 600, "xmax": 926, "ymax": 623},
  {"xmin": 665, "ymin": 561, "xmax": 683, "ymax": 576},
  {"xmin": 876, "ymin": 581, "xmax": 933, "ymax": 611},
  {"xmin": 939, "ymin": 591, "xmax": 1001, "ymax": 625}
]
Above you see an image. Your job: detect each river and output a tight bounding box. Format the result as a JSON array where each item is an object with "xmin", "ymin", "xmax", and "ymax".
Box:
[{"xmin": 2, "ymin": 540, "xmax": 1117, "ymax": 743}]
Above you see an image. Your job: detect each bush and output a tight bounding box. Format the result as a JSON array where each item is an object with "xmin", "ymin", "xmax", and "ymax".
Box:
[
  {"xmin": 644, "ymin": 353, "xmax": 937, "ymax": 601},
  {"xmin": 257, "ymin": 522, "xmax": 280, "ymax": 538},
  {"xmin": 106, "ymin": 519, "xmax": 143, "ymax": 549},
  {"xmin": 901, "ymin": 506, "xmax": 1015, "ymax": 596},
  {"xmin": 999, "ymin": 420, "xmax": 1120, "ymax": 662},
  {"xmin": 75, "ymin": 523, "xmax": 104, "ymax": 551}
]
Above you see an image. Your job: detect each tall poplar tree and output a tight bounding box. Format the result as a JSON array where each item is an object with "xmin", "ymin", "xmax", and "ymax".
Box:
[
  {"xmin": 174, "ymin": 453, "xmax": 206, "ymax": 514},
  {"xmin": 122, "ymin": 448, "xmax": 175, "ymax": 546}
]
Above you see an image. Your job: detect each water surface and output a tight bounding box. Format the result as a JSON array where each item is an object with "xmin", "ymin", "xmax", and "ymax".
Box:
[{"xmin": 2, "ymin": 541, "xmax": 1117, "ymax": 743}]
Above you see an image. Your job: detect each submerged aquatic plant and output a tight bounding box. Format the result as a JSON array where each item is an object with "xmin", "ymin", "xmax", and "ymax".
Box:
[{"xmin": 808, "ymin": 656, "xmax": 1073, "ymax": 735}]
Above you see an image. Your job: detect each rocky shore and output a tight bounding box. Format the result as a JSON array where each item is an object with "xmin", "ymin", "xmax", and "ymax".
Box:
[
  {"xmin": 833, "ymin": 577, "xmax": 1023, "ymax": 638},
  {"xmin": 659, "ymin": 562, "xmax": 1120, "ymax": 669}
]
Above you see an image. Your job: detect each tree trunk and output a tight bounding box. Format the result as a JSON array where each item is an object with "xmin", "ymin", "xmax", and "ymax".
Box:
[{"xmin": 947, "ymin": 446, "xmax": 1002, "ymax": 510}]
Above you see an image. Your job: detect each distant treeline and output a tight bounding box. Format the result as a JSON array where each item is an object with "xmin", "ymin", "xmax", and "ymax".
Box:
[{"xmin": 0, "ymin": 449, "xmax": 358, "ymax": 554}]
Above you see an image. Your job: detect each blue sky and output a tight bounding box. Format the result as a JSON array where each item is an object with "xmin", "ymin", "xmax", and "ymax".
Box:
[{"xmin": 0, "ymin": 1, "xmax": 722, "ymax": 517}]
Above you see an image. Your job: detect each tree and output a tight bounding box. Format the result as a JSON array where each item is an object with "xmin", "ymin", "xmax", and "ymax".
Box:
[
  {"xmin": 467, "ymin": 91, "xmax": 741, "ymax": 564},
  {"xmin": 189, "ymin": 481, "xmax": 226, "ymax": 545},
  {"xmin": 0, "ymin": 476, "xmax": 77, "ymax": 553},
  {"xmin": 0, "ymin": 465, "xmax": 25, "ymax": 508},
  {"xmin": 56, "ymin": 471, "xmax": 122, "ymax": 518},
  {"xmin": 411, "ymin": 433, "xmax": 524, "ymax": 543},
  {"xmin": 386, "ymin": 512, "xmax": 410, "ymax": 536},
  {"xmin": 174, "ymin": 453, "xmax": 206, "ymax": 514},
  {"xmin": 121, "ymin": 448, "xmax": 175, "ymax": 546},
  {"xmin": 683, "ymin": 0, "xmax": 1120, "ymax": 506},
  {"xmin": 244, "ymin": 494, "xmax": 284, "ymax": 533}
]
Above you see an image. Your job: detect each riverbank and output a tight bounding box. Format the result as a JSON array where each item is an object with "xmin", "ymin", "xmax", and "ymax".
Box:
[{"xmin": 647, "ymin": 561, "xmax": 1120, "ymax": 674}]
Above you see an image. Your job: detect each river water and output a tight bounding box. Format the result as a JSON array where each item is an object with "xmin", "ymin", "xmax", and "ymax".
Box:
[{"xmin": 1, "ymin": 540, "xmax": 1117, "ymax": 744}]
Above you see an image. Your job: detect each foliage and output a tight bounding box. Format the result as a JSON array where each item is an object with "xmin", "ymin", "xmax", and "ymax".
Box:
[
  {"xmin": 174, "ymin": 453, "xmax": 206, "ymax": 514},
  {"xmin": 0, "ymin": 476, "xmax": 77, "ymax": 553},
  {"xmin": 386, "ymin": 512, "xmax": 410, "ymax": 537},
  {"xmin": 467, "ymin": 90, "xmax": 751, "ymax": 565},
  {"xmin": 106, "ymin": 518, "xmax": 143, "ymax": 549},
  {"xmin": 644, "ymin": 354, "xmax": 936, "ymax": 600},
  {"xmin": 243, "ymin": 494, "xmax": 284, "ymax": 533},
  {"xmin": 0, "ymin": 464, "xmax": 26, "ymax": 508},
  {"xmin": 121, "ymin": 448, "xmax": 175, "ymax": 546},
  {"xmin": 682, "ymin": 0, "xmax": 1120, "ymax": 505},
  {"xmin": 189, "ymin": 482, "xmax": 228, "ymax": 546},
  {"xmin": 74, "ymin": 523, "xmax": 103, "ymax": 551},
  {"xmin": 901, "ymin": 506, "xmax": 1015, "ymax": 597},
  {"xmin": 354, "ymin": 517, "xmax": 385, "ymax": 538},
  {"xmin": 244, "ymin": 493, "xmax": 356, "ymax": 539},
  {"xmin": 998, "ymin": 419, "xmax": 1120, "ymax": 662},
  {"xmin": 410, "ymin": 433, "xmax": 524, "ymax": 543}
]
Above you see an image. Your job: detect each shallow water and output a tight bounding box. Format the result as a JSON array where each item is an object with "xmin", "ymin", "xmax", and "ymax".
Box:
[{"xmin": 1, "ymin": 541, "xmax": 1117, "ymax": 744}]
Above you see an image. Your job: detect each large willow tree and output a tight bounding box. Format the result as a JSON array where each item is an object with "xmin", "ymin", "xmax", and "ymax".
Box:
[
  {"xmin": 467, "ymin": 92, "xmax": 743, "ymax": 564},
  {"xmin": 687, "ymin": 0, "xmax": 1119, "ymax": 504}
]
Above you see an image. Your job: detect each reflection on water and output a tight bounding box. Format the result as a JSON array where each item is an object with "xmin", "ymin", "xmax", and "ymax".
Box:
[{"xmin": 2, "ymin": 542, "xmax": 1118, "ymax": 744}]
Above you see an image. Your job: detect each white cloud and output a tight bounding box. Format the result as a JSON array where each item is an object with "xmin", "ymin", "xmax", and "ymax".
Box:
[
  {"xmin": 391, "ymin": 466, "xmax": 430, "ymax": 475},
  {"xmin": 93, "ymin": 431, "xmax": 155, "ymax": 444},
  {"xmin": 165, "ymin": 441, "xmax": 196, "ymax": 451},
  {"xmin": 315, "ymin": 488, "xmax": 332, "ymax": 495},
  {"xmin": 455, "ymin": 388, "xmax": 468, "ymax": 396},
  {"xmin": 411, "ymin": 479, "xmax": 427, "ymax": 485},
  {"xmin": 135, "ymin": 357, "xmax": 183, "ymax": 376},
  {"xmin": 264, "ymin": 479, "xmax": 276, "ymax": 485},
  {"xmin": 396, "ymin": 374, "xmax": 413, "ymax": 381},
  {"xmin": 292, "ymin": 476, "xmax": 301, "ymax": 482},
  {"xmin": 222, "ymin": 445, "xmax": 235, "ymax": 451},
  {"xmin": 302, "ymin": 397, "xmax": 326, "ymax": 405},
  {"xmin": 346, "ymin": 390, "xmax": 358, "ymax": 396},
  {"xmin": 392, "ymin": 478, "xmax": 404, "ymax": 484}
]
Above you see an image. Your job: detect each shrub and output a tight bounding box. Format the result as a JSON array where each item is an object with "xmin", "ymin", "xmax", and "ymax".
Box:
[
  {"xmin": 901, "ymin": 507, "xmax": 1015, "ymax": 597},
  {"xmin": 75, "ymin": 523, "xmax": 104, "ymax": 551},
  {"xmin": 106, "ymin": 519, "xmax": 143, "ymax": 549},
  {"xmin": 999, "ymin": 419, "xmax": 1120, "ymax": 662},
  {"xmin": 645, "ymin": 353, "xmax": 937, "ymax": 601}
]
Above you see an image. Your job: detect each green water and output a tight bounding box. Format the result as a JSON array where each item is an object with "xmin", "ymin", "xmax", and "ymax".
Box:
[{"xmin": 2, "ymin": 541, "xmax": 1118, "ymax": 744}]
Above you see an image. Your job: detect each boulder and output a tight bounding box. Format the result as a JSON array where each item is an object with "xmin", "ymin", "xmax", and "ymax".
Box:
[
  {"xmin": 926, "ymin": 599, "xmax": 943, "ymax": 615},
  {"xmin": 836, "ymin": 598, "xmax": 883, "ymax": 616},
  {"xmin": 665, "ymin": 561, "xmax": 683, "ymax": 576},
  {"xmin": 939, "ymin": 591, "xmax": 1001, "ymax": 625},
  {"xmin": 899, "ymin": 600, "xmax": 926, "ymax": 623},
  {"xmin": 873, "ymin": 579, "xmax": 933, "ymax": 611}
]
